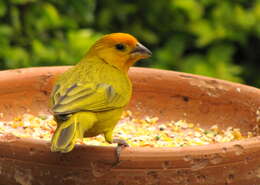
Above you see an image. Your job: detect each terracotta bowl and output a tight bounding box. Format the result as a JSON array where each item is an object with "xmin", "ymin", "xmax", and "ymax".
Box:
[{"xmin": 0, "ymin": 67, "xmax": 259, "ymax": 185}]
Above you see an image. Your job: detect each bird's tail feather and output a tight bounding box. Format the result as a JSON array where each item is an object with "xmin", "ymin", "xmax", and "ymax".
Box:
[
  {"xmin": 51, "ymin": 118, "xmax": 78, "ymax": 153},
  {"xmin": 51, "ymin": 112, "xmax": 97, "ymax": 153}
]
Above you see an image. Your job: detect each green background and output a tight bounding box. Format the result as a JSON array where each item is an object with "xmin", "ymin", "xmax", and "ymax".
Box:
[{"xmin": 0, "ymin": 0, "xmax": 260, "ymax": 87}]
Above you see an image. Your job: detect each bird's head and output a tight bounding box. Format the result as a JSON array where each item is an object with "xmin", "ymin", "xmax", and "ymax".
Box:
[{"xmin": 86, "ymin": 33, "xmax": 152, "ymax": 72}]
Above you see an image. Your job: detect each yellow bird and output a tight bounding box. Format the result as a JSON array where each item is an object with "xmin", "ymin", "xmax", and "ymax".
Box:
[{"xmin": 50, "ymin": 33, "xmax": 152, "ymax": 153}]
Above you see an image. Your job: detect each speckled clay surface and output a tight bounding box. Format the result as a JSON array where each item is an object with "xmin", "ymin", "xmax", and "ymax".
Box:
[{"xmin": 0, "ymin": 67, "xmax": 259, "ymax": 185}]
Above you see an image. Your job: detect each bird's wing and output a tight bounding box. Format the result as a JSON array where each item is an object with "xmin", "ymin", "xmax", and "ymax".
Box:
[{"xmin": 51, "ymin": 82, "xmax": 127, "ymax": 115}]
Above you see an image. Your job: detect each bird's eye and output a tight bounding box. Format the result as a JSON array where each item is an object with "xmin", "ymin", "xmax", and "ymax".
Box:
[{"xmin": 115, "ymin": 43, "xmax": 125, "ymax": 51}]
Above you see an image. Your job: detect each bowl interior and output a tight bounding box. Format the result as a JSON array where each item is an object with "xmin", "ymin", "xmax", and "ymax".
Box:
[{"xmin": 0, "ymin": 67, "xmax": 259, "ymax": 136}]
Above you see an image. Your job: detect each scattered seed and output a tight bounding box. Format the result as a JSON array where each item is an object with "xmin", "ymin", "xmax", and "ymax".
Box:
[{"xmin": 0, "ymin": 111, "xmax": 254, "ymax": 147}]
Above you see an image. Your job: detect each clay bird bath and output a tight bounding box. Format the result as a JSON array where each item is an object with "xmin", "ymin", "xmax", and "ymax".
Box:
[{"xmin": 0, "ymin": 67, "xmax": 259, "ymax": 185}]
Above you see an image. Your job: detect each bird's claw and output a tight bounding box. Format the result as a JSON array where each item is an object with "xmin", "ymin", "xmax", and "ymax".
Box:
[{"xmin": 112, "ymin": 139, "xmax": 129, "ymax": 167}]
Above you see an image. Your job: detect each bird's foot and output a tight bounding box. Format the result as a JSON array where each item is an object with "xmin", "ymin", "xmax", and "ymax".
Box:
[{"xmin": 112, "ymin": 139, "xmax": 129, "ymax": 167}]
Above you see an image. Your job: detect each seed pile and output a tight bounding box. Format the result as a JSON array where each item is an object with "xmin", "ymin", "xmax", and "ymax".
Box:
[{"xmin": 0, "ymin": 111, "xmax": 253, "ymax": 147}]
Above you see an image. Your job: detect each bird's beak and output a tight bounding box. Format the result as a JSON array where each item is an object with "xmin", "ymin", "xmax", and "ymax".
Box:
[{"xmin": 130, "ymin": 43, "xmax": 152, "ymax": 59}]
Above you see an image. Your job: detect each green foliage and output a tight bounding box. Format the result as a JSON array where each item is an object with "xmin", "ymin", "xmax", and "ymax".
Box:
[
  {"xmin": 0, "ymin": 0, "xmax": 100, "ymax": 69},
  {"xmin": 0, "ymin": 0, "xmax": 259, "ymax": 87}
]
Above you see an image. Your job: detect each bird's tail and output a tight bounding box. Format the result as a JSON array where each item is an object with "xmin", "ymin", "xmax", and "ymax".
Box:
[{"xmin": 51, "ymin": 112, "xmax": 97, "ymax": 153}]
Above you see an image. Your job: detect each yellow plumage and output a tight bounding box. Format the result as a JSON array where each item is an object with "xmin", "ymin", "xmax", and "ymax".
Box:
[{"xmin": 50, "ymin": 33, "xmax": 151, "ymax": 153}]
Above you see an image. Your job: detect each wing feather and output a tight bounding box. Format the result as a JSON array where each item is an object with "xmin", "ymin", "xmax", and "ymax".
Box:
[{"xmin": 51, "ymin": 82, "xmax": 126, "ymax": 115}]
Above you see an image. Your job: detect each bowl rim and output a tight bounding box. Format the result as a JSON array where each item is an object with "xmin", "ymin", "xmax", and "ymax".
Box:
[{"xmin": 0, "ymin": 66, "xmax": 260, "ymax": 165}]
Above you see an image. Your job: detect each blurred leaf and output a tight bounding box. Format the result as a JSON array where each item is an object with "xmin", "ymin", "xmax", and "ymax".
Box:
[
  {"xmin": 234, "ymin": 5, "xmax": 255, "ymax": 30},
  {"xmin": 10, "ymin": 6, "xmax": 21, "ymax": 31},
  {"xmin": 172, "ymin": 0, "xmax": 203, "ymax": 21},
  {"xmin": 4, "ymin": 47, "xmax": 30, "ymax": 68},
  {"xmin": 152, "ymin": 34, "xmax": 186, "ymax": 69},
  {"xmin": 0, "ymin": 1, "xmax": 6, "ymax": 17},
  {"xmin": 181, "ymin": 44, "xmax": 243, "ymax": 82},
  {"xmin": 189, "ymin": 19, "xmax": 215, "ymax": 46},
  {"xmin": 67, "ymin": 29, "xmax": 102, "ymax": 61},
  {"xmin": 10, "ymin": 0, "xmax": 36, "ymax": 5},
  {"xmin": 0, "ymin": 25, "xmax": 13, "ymax": 38},
  {"xmin": 43, "ymin": 3, "xmax": 61, "ymax": 28}
]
